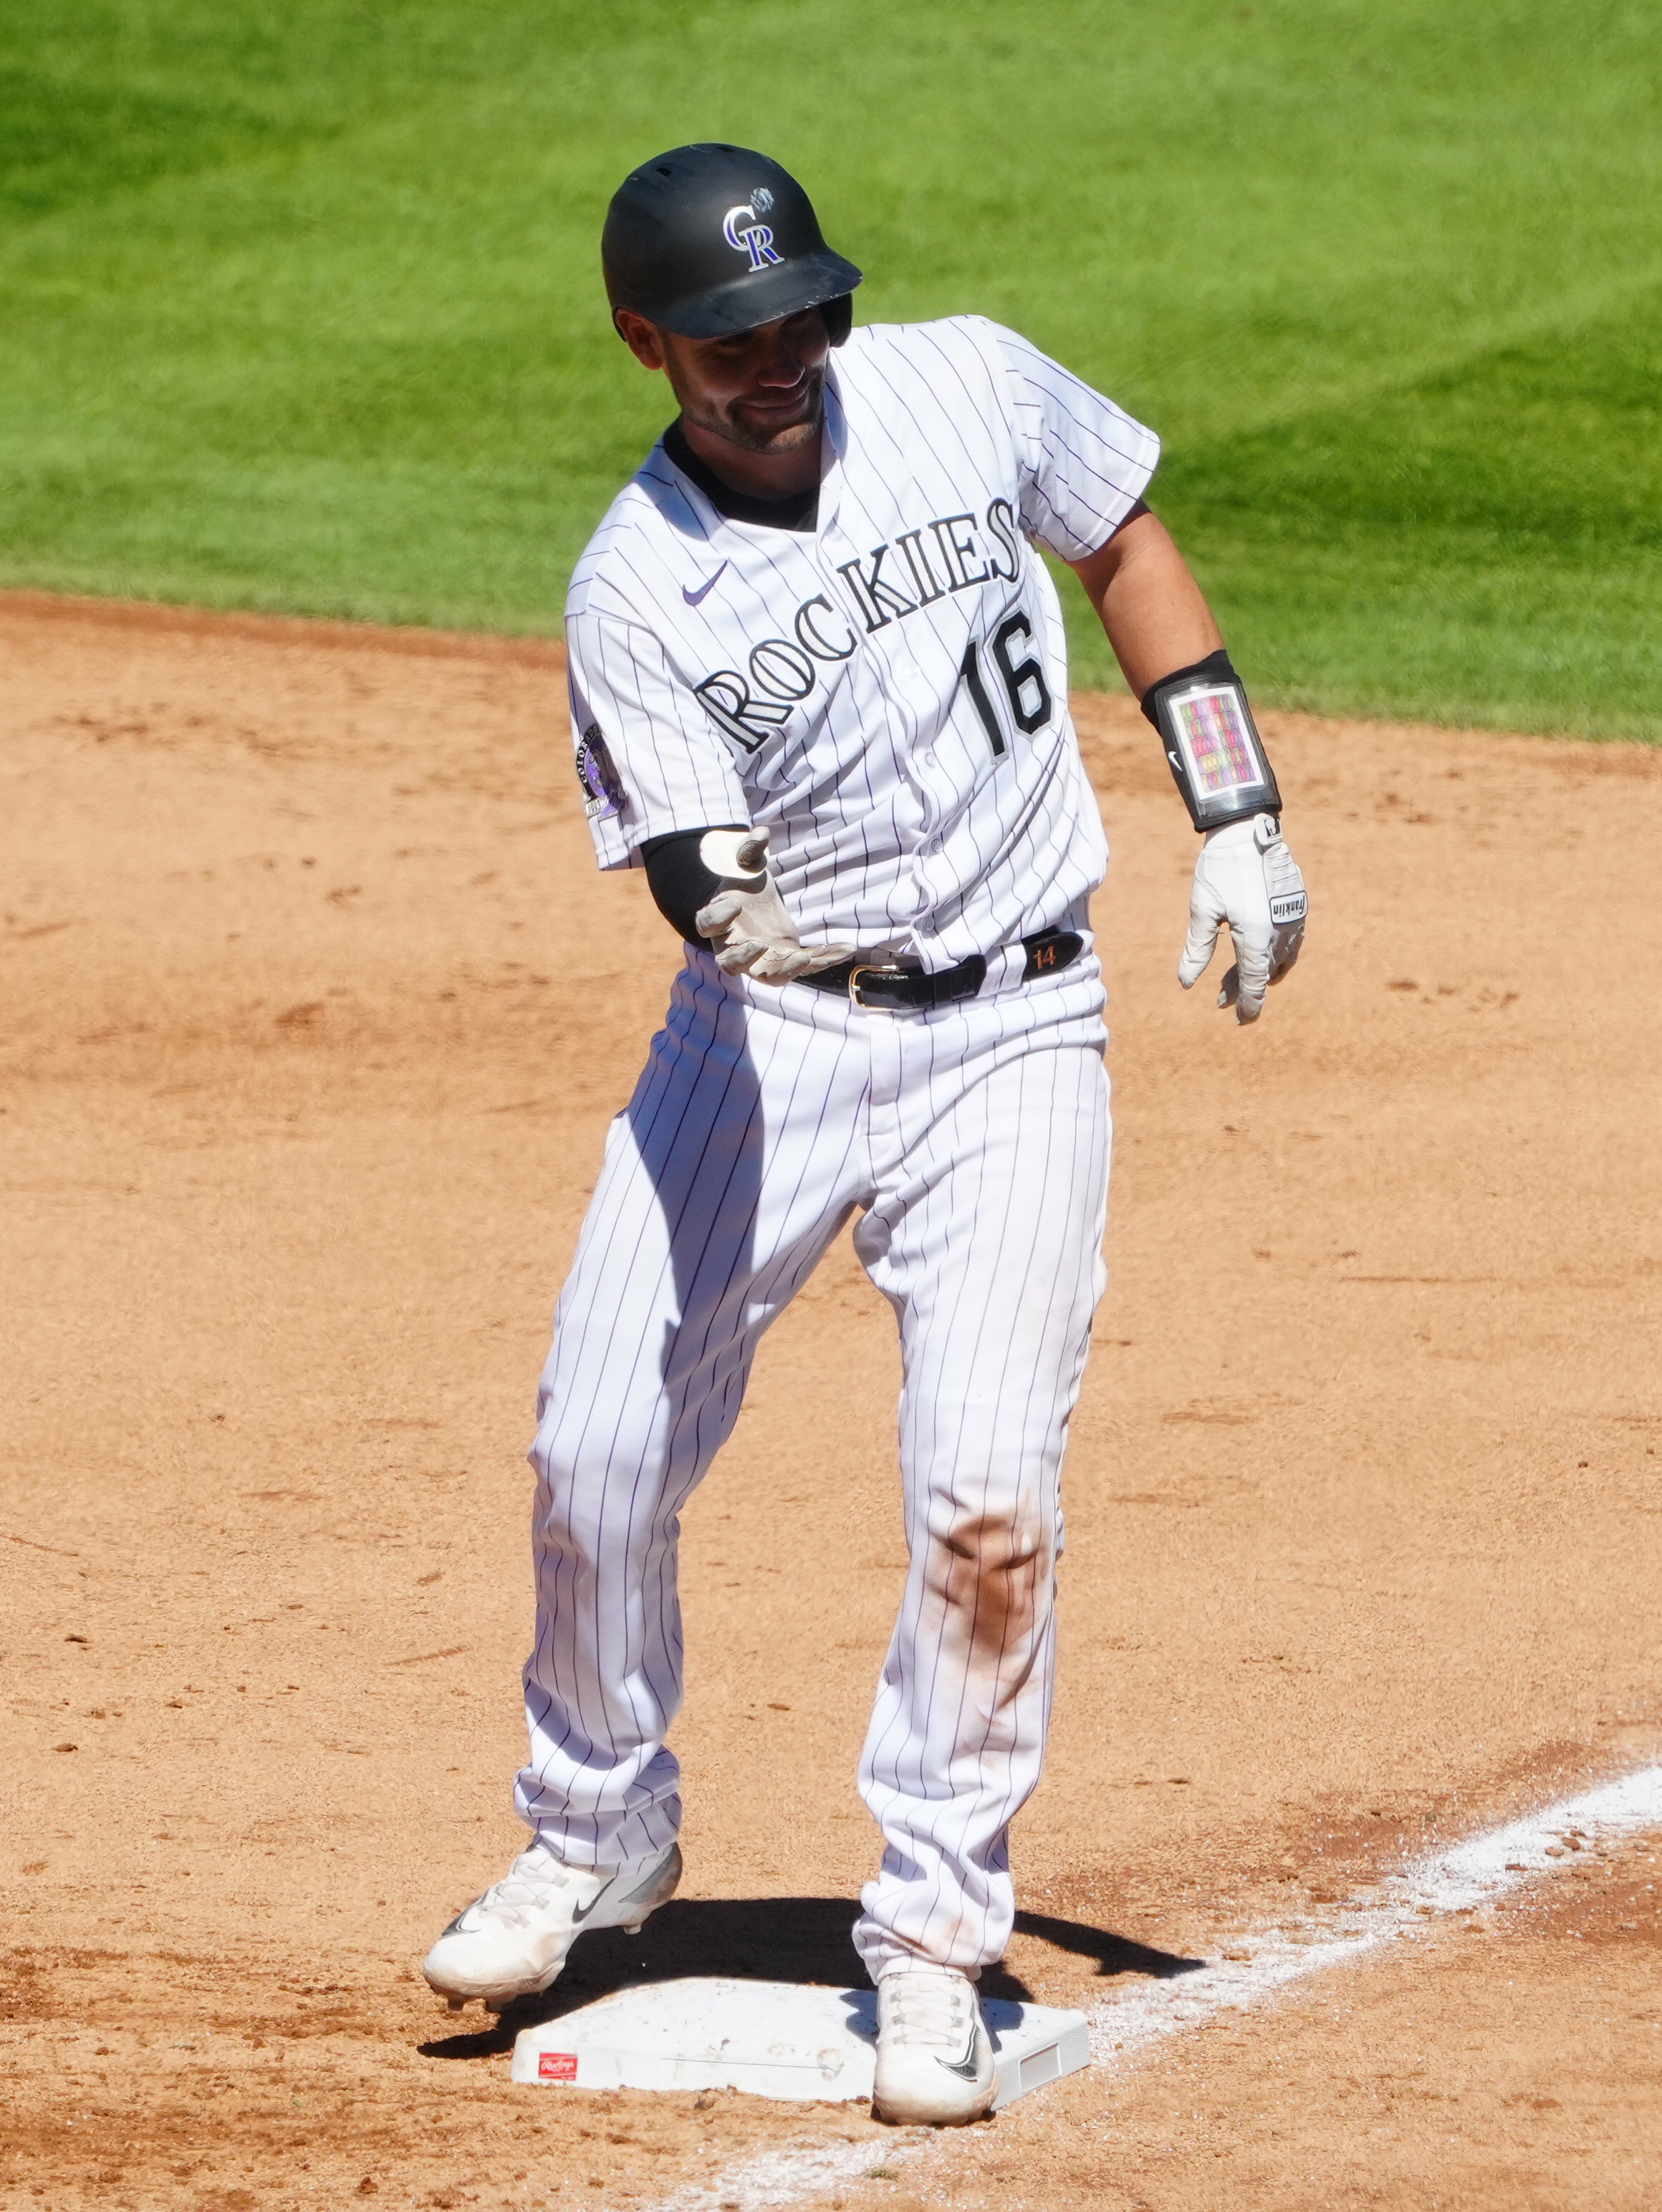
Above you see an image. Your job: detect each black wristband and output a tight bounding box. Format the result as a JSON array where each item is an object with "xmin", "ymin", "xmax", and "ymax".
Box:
[
  {"xmin": 1140, "ymin": 649, "xmax": 1282, "ymax": 832},
  {"xmin": 641, "ymin": 824, "xmax": 749, "ymax": 944}
]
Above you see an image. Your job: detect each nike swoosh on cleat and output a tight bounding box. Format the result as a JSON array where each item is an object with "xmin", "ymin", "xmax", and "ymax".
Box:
[
  {"xmin": 569, "ymin": 1875, "xmax": 618, "ymax": 1925},
  {"xmin": 937, "ymin": 2039, "xmax": 985, "ymax": 2081},
  {"xmin": 683, "ymin": 562, "xmax": 728, "ymax": 607}
]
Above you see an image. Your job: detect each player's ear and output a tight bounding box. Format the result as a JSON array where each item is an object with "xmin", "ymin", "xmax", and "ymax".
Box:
[{"xmin": 613, "ymin": 308, "xmax": 668, "ymax": 372}]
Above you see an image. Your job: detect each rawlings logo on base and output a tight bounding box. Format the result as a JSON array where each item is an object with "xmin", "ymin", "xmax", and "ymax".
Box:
[{"xmin": 537, "ymin": 2051, "xmax": 579, "ymax": 2081}]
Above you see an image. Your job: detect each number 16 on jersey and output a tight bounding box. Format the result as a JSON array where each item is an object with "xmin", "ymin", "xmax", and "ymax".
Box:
[{"xmin": 959, "ymin": 610, "xmax": 1052, "ymax": 759}]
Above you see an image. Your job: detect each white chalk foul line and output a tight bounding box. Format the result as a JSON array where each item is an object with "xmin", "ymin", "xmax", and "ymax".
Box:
[
  {"xmin": 645, "ymin": 1765, "xmax": 1662, "ymax": 2212},
  {"xmin": 650, "ymin": 2135, "xmax": 911, "ymax": 2212},
  {"xmin": 1089, "ymin": 1763, "xmax": 1662, "ymax": 2064}
]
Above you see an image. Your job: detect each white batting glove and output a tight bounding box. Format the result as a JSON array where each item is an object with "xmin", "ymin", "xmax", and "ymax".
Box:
[
  {"xmin": 694, "ymin": 828, "xmax": 857, "ymax": 983},
  {"xmin": 1178, "ymin": 812, "xmax": 1307, "ymax": 1024}
]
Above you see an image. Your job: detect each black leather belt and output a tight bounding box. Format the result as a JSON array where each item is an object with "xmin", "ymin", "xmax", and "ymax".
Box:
[{"xmin": 803, "ymin": 928, "xmax": 1084, "ymax": 1011}]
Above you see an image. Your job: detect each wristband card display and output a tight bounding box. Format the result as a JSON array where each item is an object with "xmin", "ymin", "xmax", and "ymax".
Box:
[
  {"xmin": 1170, "ymin": 685, "xmax": 1257, "ymax": 797},
  {"xmin": 1156, "ymin": 679, "xmax": 1280, "ymax": 830}
]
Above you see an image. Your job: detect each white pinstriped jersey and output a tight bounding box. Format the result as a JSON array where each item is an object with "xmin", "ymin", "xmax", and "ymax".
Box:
[{"xmin": 565, "ymin": 315, "xmax": 1158, "ymax": 968}]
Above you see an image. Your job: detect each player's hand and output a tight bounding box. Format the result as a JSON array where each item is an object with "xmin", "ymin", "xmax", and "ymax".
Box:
[
  {"xmin": 695, "ymin": 830, "xmax": 856, "ymax": 982},
  {"xmin": 1178, "ymin": 813, "xmax": 1307, "ymax": 1024}
]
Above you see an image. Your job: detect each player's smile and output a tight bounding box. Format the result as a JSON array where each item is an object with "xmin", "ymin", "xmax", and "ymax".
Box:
[{"xmin": 733, "ymin": 372, "xmax": 817, "ymax": 426}]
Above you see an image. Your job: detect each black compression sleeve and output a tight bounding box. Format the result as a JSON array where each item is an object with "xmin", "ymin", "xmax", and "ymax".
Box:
[{"xmin": 641, "ymin": 825, "xmax": 749, "ymax": 945}]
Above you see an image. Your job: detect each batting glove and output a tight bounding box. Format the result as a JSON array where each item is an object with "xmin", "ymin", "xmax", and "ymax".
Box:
[
  {"xmin": 1179, "ymin": 812, "xmax": 1307, "ymax": 1024},
  {"xmin": 695, "ymin": 829, "xmax": 857, "ymax": 983}
]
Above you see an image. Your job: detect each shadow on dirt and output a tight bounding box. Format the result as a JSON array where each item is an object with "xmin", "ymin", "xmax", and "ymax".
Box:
[{"xmin": 418, "ymin": 1896, "xmax": 1206, "ymax": 2060}]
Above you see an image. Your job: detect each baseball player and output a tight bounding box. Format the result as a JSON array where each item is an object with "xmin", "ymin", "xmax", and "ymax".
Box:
[{"xmin": 423, "ymin": 144, "xmax": 1305, "ymax": 2126}]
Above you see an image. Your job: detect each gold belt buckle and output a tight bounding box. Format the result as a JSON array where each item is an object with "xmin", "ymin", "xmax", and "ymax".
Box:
[{"xmin": 847, "ymin": 961, "xmax": 906, "ymax": 1012}]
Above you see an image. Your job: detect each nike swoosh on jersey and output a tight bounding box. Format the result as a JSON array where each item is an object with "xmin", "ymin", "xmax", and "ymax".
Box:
[{"xmin": 683, "ymin": 562, "xmax": 729, "ymax": 607}]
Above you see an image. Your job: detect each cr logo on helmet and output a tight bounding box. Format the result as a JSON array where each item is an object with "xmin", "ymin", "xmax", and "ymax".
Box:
[{"xmin": 723, "ymin": 198, "xmax": 784, "ymax": 272}]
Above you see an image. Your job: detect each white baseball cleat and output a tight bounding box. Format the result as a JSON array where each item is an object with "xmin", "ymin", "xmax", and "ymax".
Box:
[
  {"xmin": 870, "ymin": 1961, "xmax": 996, "ymax": 2125},
  {"xmin": 422, "ymin": 1840, "xmax": 681, "ymax": 2010}
]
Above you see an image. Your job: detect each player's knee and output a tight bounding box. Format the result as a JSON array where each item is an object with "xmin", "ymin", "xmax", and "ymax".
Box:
[{"xmin": 923, "ymin": 1499, "xmax": 1056, "ymax": 1664}]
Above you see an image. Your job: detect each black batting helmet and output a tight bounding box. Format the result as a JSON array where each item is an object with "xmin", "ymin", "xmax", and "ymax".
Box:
[{"xmin": 602, "ymin": 143, "xmax": 863, "ymax": 345}]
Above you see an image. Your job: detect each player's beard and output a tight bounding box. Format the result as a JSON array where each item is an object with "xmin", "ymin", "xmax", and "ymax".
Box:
[{"xmin": 683, "ymin": 366, "xmax": 826, "ymax": 456}]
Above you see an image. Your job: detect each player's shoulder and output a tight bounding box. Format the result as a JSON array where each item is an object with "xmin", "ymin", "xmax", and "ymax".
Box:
[
  {"xmin": 565, "ymin": 438, "xmax": 721, "ymax": 626},
  {"xmin": 835, "ymin": 314, "xmax": 1032, "ymax": 423},
  {"xmin": 851, "ymin": 313, "xmax": 1097, "ymax": 389},
  {"xmin": 840, "ymin": 312, "xmax": 1011, "ymax": 380}
]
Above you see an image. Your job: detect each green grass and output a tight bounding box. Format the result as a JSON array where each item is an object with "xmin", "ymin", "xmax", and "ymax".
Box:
[{"xmin": 1, "ymin": 2, "xmax": 1658, "ymax": 735}]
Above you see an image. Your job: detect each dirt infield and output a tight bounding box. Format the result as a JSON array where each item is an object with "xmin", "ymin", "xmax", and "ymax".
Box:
[{"xmin": 1, "ymin": 595, "xmax": 1658, "ymax": 2211}]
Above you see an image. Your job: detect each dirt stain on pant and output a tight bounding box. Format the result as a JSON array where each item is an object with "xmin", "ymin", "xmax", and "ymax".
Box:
[{"xmin": 925, "ymin": 1499, "xmax": 1053, "ymax": 1711}]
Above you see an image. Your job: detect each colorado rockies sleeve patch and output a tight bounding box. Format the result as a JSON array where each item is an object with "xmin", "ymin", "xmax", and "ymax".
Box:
[{"xmin": 575, "ymin": 725, "xmax": 625, "ymax": 821}]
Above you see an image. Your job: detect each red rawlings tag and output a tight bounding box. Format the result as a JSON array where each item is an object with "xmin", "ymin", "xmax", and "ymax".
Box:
[{"xmin": 537, "ymin": 2052, "xmax": 578, "ymax": 2082}]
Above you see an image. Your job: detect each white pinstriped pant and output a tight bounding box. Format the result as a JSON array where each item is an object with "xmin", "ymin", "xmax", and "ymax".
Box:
[{"xmin": 515, "ymin": 940, "xmax": 1110, "ymax": 1976}]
